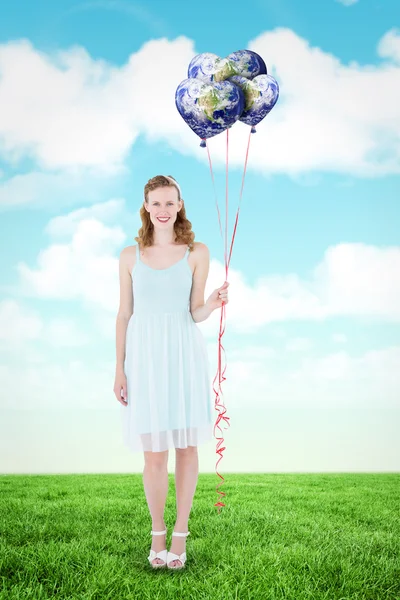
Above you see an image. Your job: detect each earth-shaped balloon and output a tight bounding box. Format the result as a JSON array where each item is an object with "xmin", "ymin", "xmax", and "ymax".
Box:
[
  {"xmin": 228, "ymin": 74, "xmax": 279, "ymax": 127},
  {"xmin": 227, "ymin": 50, "xmax": 267, "ymax": 80},
  {"xmin": 188, "ymin": 53, "xmax": 238, "ymax": 83},
  {"xmin": 175, "ymin": 78, "xmax": 245, "ymax": 146}
]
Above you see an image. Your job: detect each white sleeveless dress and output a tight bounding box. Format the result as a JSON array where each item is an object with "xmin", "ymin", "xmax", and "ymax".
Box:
[{"xmin": 120, "ymin": 244, "xmax": 213, "ymax": 453}]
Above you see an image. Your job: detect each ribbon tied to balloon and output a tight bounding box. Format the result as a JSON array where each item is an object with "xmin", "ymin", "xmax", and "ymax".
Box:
[{"xmin": 175, "ymin": 49, "xmax": 279, "ymax": 513}]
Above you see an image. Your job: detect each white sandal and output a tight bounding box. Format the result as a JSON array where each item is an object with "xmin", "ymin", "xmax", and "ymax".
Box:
[
  {"xmin": 147, "ymin": 529, "xmax": 167, "ymax": 568},
  {"xmin": 167, "ymin": 530, "xmax": 190, "ymax": 570}
]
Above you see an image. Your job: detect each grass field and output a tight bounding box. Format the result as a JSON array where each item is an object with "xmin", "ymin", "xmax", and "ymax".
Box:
[{"xmin": 1, "ymin": 473, "xmax": 398, "ymax": 599}]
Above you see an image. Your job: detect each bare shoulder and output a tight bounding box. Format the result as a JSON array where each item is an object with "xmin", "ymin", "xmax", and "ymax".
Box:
[
  {"xmin": 190, "ymin": 242, "xmax": 209, "ymax": 278},
  {"xmin": 191, "ymin": 241, "xmax": 209, "ymax": 257},
  {"xmin": 120, "ymin": 245, "xmax": 137, "ymax": 275},
  {"xmin": 120, "ymin": 245, "xmax": 136, "ymax": 261}
]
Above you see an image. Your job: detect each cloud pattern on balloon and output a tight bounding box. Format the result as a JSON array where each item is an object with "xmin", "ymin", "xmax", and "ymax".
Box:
[{"xmin": 176, "ymin": 49, "xmax": 279, "ymax": 145}]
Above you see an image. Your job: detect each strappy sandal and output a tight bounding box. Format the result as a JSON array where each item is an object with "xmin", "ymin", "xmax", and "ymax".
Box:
[
  {"xmin": 147, "ymin": 528, "xmax": 167, "ymax": 568},
  {"xmin": 167, "ymin": 530, "xmax": 190, "ymax": 570}
]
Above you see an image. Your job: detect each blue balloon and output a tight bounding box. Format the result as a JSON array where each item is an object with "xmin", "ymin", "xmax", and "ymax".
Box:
[
  {"xmin": 227, "ymin": 50, "xmax": 267, "ymax": 80},
  {"xmin": 175, "ymin": 78, "xmax": 245, "ymax": 145},
  {"xmin": 228, "ymin": 74, "xmax": 279, "ymax": 127},
  {"xmin": 188, "ymin": 53, "xmax": 237, "ymax": 83}
]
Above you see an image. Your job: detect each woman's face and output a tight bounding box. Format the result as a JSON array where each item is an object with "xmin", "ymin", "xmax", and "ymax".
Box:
[{"xmin": 145, "ymin": 186, "xmax": 182, "ymax": 228}]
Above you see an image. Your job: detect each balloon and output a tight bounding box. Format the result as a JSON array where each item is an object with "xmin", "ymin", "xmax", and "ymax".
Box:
[
  {"xmin": 227, "ymin": 50, "xmax": 267, "ymax": 80},
  {"xmin": 228, "ymin": 74, "xmax": 279, "ymax": 128},
  {"xmin": 188, "ymin": 52, "xmax": 238, "ymax": 83},
  {"xmin": 175, "ymin": 78, "xmax": 245, "ymax": 146}
]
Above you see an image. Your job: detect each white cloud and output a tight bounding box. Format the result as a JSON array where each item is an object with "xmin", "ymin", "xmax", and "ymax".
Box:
[
  {"xmin": 0, "ymin": 300, "xmax": 43, "ymax": 344},
  {"xmin": 200, "ymin": 242, "xmax": 400, "ymax": 334},
  {"xmin": 45, "ymin": 197, "xmax": 130, "ymax": 237},
  {"xmin": 0, "ymin": 28, "xmax": 400, "ymax": 180},
  {"xmin": 332, "ymin": 333, "xmax": 347, "ymax": 343},
  {"xmin": 229, "ymin": 345, "xmax": 276, "ymax": 360},
  {"xmin": 286, "ymin": 337, "xmax": 313, "ymax": 352},
  {"xmin": 0, "ymin": 170, "xmax": 124, "ymax": 211},
  {"xmin": 287, "ymin": 346, "xmax": 400, "ymax": 408},
  {"xmin": 244, "ymin": 27, "xmax": 400, "ymax": 176},
  {"xmin": 0, "ymin": 37, "xmax": 190, "ymax": 172},
  {"xmin": 14, "ymin": 207, "xmax": 400, "ymax": 335},
  {"xmin": 4, "ymin": 341, "xmax": 398, "ymax": 411},
  {"xmin": 224, "ymin": 344, "xmax": 400, "ymax": 410},
  {"xmin": 2, "ymin": 265, "xmax": 399, "ymax": 414},
  {"xmin": 0, "ymin": 299, "xmax": 89, "ymax": 348},
  {"xmin": 377, "ymin": 28, "xmax": 400, "ymax": 64},
  {"xmin": 0, "ymin": 358, "xmax": 113, "ymax": 410},
  {"xmin": 45, "ymin": 318, "xmax": 90, "ymax": 347},
  {"xmin": 0, "ymin": 171, "xmax": 82, "ymax": 210},
  {"xmin": 17, "ymin": 218, "xmax": 126, "ymax": 312},
  {"xmin": 0, "ymin": 172, "xmax": 47, "ymax": 209}
]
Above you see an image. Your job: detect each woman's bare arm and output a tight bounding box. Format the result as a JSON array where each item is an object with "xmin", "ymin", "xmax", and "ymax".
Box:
[
  {"xmin": 115, "ymin": 247, "xmax": 134, "ymax": 372},
  {"xmin": 190, "ymin": 243, "xmax": 213, "ymax": 323}
]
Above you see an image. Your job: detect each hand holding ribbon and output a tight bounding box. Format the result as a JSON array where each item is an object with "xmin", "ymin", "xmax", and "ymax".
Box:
[{"xmin": 206, "ymin": 281, "xmax": 230, "ymax": 312}]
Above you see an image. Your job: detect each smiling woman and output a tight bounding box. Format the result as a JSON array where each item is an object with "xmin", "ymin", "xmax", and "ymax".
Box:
[
  {"xmin": 113, "ymin": 173, "xmax": 229, "ymax": 569},
  {"xmin": 116, "ymin": 175, "xmax": 225, "ymax": 453},
  {"xmin": 136, "ymin": 175, "xmax": 195, "ymax": 250}
]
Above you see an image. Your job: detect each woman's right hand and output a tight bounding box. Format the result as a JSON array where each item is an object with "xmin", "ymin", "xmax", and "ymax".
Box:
[{"xmin": 114, "ymin": 369, "xmax": 128, "ymax": 406}]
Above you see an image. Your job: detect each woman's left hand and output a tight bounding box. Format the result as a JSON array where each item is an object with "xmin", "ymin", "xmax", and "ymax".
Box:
[{"xmin": 206, "ymin": 281, "xmax": 230, "ymax": 312}]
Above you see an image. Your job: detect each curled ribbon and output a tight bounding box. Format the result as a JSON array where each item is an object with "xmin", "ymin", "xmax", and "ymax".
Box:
[{"xmin": 206, "ymin": 127, "xmax": 252, "ymax": 513}]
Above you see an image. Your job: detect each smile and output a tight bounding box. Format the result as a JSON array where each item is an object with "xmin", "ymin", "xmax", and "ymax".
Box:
[{"xmin": 156, "ymin": 217, "xmax": 170, "ymax": 223}]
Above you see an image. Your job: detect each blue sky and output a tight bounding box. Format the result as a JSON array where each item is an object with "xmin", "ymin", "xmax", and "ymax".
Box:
[{"xmin": 0, "ymin": 0, "xmax": 399, "ymax": 474}]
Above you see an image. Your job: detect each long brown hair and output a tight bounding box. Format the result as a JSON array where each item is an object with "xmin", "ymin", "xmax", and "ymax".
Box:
[{"xmin": 135, "ymin": 175, "xmax": 195, "ymax": 250}]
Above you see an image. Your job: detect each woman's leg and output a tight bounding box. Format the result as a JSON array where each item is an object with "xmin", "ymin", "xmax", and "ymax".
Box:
[
  {"xmin": 143, "ymin": 449, "xmax": 169, "ymax": 565},
  {"xmin": 168, "ymin": 445, "xmax": 199, "ymax": 567}
]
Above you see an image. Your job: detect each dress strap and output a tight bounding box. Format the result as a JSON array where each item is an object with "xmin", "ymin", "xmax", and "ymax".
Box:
[
  {"xmin": 136, "ymin": 244, "xmax": 140, "ymax": 262},
  {"xmin": 185, "ymin": 245, "xmax": 190, "ymax": 258}
]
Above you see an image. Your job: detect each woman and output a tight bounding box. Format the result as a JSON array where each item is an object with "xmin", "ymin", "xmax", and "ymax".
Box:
[{"xmin": 114, "ymin": 174, "xmax": 229, "ymax": 570}]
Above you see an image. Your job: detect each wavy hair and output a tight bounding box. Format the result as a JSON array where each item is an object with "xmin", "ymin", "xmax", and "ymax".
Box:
[{"xmin": 134, "ymin": 175, "xmax": 195, "ymax": 250}]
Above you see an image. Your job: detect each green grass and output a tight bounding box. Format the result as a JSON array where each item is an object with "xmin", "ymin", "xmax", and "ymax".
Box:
[{"xmin": 0, "ymin": 473, "xmax": 399, "ymax": 599}]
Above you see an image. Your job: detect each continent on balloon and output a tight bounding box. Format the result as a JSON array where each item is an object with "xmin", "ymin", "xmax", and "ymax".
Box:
[
  {"xmin": 229, "ymin": 74, "xmax": 279, "ymax": 130},
  {"xmin": 175, "ymin": 49, "xmax": 279, "ymax": 146},
  {"xmin": 175, "ymin": 78, "xmax": 245, "ymax": 146}
]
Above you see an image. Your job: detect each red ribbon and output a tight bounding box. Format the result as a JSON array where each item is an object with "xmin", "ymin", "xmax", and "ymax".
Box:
[{"xmin": 205, "ymin": 127, "xmax": 252, "ymax": 513}]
